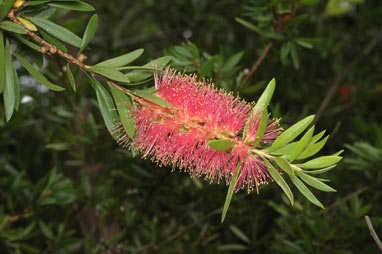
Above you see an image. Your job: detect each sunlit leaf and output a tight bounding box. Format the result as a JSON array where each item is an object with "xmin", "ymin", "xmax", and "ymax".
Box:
[
  {"xmin": 296, "ymin": 170, "xmax": 336, "ymax": 192},
  {"xmin": 289, "ymin": 175, "xmax": 324, "ymax": 208},
  {"xmin": 17, "ymin": 17, "xmax": 37, "ymax": 31},
  {"xmin": 302, "ymin": 165, "xmax": 336, "ymax": 174},
  {"xmin": 269, "ymin": 115, "xmax": 314, "ymax": 152},
  {"xmin": 298, "ymin": 135, "xmax": 329, "ymax": 160},
  {"xmin": 288, "ymin": 126, "xmax": 314, "ymax": 162},
  {"xmin": 274, "ymin": 157, "xmax": 293, "ymax": 175},
  {"xmin": 253, "ymin": 108, "xmax": 268, "ymax": 146},
  {"xmin": 88, "ymin": 65, "xmax": 130, "ymax": 83},
  {"xmin": 298, "ymin": 156, "xmax": 342, "ymax": 169}
]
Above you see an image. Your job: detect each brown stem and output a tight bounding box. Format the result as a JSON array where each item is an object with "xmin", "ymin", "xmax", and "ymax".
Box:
[{"xmin": 365, "ymin": 215, "xmax": 382, "ymax": 251}]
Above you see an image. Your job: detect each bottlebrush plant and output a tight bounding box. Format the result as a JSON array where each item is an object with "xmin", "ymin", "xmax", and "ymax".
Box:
[
  {"xmin": 0, "ymin": 0, "xmax": 342, "ymax": 224},
  {"xmin": 112, "ymin": 69, "xmax": 343, "ymax": 222}
]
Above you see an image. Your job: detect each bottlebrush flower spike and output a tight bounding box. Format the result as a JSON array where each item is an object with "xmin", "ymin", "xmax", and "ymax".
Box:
[{"xmin": 116, "ymin": 68, "xmax": 281, "ymax": 193}]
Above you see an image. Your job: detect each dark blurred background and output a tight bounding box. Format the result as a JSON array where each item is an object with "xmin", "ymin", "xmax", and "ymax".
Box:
[{"xmin": 1, "ymin": 0, "xmax": 381, "ymax": 253}]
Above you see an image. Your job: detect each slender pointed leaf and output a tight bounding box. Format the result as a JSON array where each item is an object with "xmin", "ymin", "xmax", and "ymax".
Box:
[
  {"xmin": 109, "ymin": 84, "xmax": 136, "ymax": 139},
  {"xmin": 288, "ymin": 126, "xmax": 315, "ymax": 162},
  {"xmin": 0, "ymin": 31, "xmax": 4, "ymax": 93},
  {"xmin": 274, "ymin": 157, "xmax": 293, "ymax": 175},
  {"xmin": 253, "ymin": 108, "xmax": 268, "ymax": 146},
  {"xmin": 66, "ymin": 63, "xmax": 76, "ymax": 92},
  {"xmin": 39, "ymin": 28, "xmax": 67, "ymax": 53},
  {"xmin": 38, "ymin": 220, "xmax": 54, "ymax": 240},
  {"xmin": 222, "ymin": 51, "xmax": 243, "ymax": 72},
  {"xmin": 269, "ymin": 115, "xmax": 315, "ymax": 152},
  {"xmin": 96, "ymin": 49, "xmax": 144, "ymax": 68},
  {"xmin": 48, "ymin": 1, "xmax": 95, "ymax": 11},
  {"xmin": 0, "ymin": 21, "xmax": 26, "ymax": 34},
  {"xmin": 90, "ymin": 78, "xmax": 118, "ymax": 139},
  {"xmin": 133, "ymin": 90, "xmax": 171, "ymax": 107},
  {"xmin": 310, "ymin": 130, "xmax": 326, "ymax": 144},
  {"xmin": 88, "ymin": 65, "xmax": 130, "ymax": 83},
  {"xmin": 280, "ymin": 42, "xmax": 291, "ymax": 60},
  {"xmin": 298, "ymin": 156, "xmax": 342, "ymax": 169},
  {"xmin": 11, "ymin": 55, "xmax": 19, "ymax": 111},
  {"xmin": 14, "ymin": 34, "xmax": 40, "ymax": 51},
  {"xmin": 296, "ymin": 170, "xmax": 336, "ymax": 192},
  {"xmin": 331, "ymin": 150, "xmax": 344, "ymax": 157},
  {"xmin": 268, "ymin": 142, "xmax": 297, "ymax": 156},
  {"xmin": 3, "ymin": 40, "xmax": 17, "ymax": 121},
  {"xmin": 208, "ymin": 139, "xmax": 235, "ymax": 152},
  {"xmin": 302, "ymin": 165, "xmax": 336, "ymax": 174},
  {"xmin": 289, "ymin": 175, "xmax": 324, "ymax": 208},
  {"xmin": 125, "ymin": 56, "xmax": 172, "ymax": 82},
  {"xmin": 298, "ymin": 135, "xmax": 329, "ymax": 160},
  {"xmin": 291, "ymin": 42, "xmax": 299, "ymax": 69},
  {"xmin": 14, "ymin": 52, "xmax": 65, "ymax": 91},
  {"xmin": 28, "ymin": 17, "xmax": 82, "ymax": 48},
  {"xmin": 0, "ymin": 0, "xmax": 15, "ymax": 19},
  {"xmin": 264, "ymin": 159, "xmax": 294, "ymax": 205},
  {"xmin": 17, "ymin": 17, "xmax": 37, "ymax": 31},
  {"xmin": 79, "ymin": 14, "xmax": 98, "ymax": 54},
  {"xmin": 229, "ymin": 225, "xmax": 250, "ymax": 243},
  {"xmin": 221, "ymin": 164, "xmax": 241, "ymax": 223}
]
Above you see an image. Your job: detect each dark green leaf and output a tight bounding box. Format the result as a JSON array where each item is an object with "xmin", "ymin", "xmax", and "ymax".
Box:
[
  {"xmin": 66, "ymin": 63, "xmax": 76, "ymax": 92},
  {"xmin": 81, "ymin": 170, "xmax": 91, "ymax": 197},
  {"xmin": 3, "ymin": 40, "xmax": 18, "ymax": 121},
  {"xmin": 110, "ymin": 84, "xmax": 136, "ymax": 139},
  {"xmin": 274, "ymin": 157, "xmax": 293, "ymax": 175},
  {"xmin": 269, "ymin": 115, "xmax": 314, "ymax": 152},
  {"xmin": 96, "ymin": 49, "xmax": 144, "ymax": 68},
  {"xmin": 218, "ymin": 244, "xmax": 248, "ymax": 251},
  {"xmin": 90, "ymin": 78, "xmax": 118, "ymax": 138},
  {"xmin": 298, "ymin": 156, "xmax": 342, "ymax": 169},
  {"xmin": 229, "ymin": 225, "xmax": 250, "ymax": 243},
  {"xmin": 88, "ymin": 65, "xmax": 130, "ymax": 83},
  {"xmin": 288, "ymin": 126, "xmax": 314, "ymax": 162},
  {"xmin": 253, "ymin": 108, "xmax": 268, "ymax": 146},
  {"xmin": 200, "ymin": 56, "xmax": 217, "ymax": 78},
  {"xmin": 264, "ymin": 159, "xmax": 294, "ymax": 205},
  {"xmin": 14, "ymin": 34, "xmax": 41, "ymax": 51},
  {"xmin": 46, "ymin": 143, "xmax": 70, "ymax": 151},
  {"xmin": 38, "ymin": 220, "xmax": 54, "ymax": 240},
  {"xmin": 0, "ymin": 31, "xmax": 4, "ymax": 93},
  {"xmin": 39, "ymin": 28, "xmax": 67, "ymax": 52},
  {"xmin": 28, "ymin": 17, "xmax": 82, "ymax": 47},
  {"xmin": 222, "ymin": 51, "xmax": 243, "ymax": 72},
  {"xmin": 0, "ymin": 21, "xmax": 26, "ymax": 34},
  {"xmin": 14, "ymin": 52, "xmax": 65, "ymax": 91},
  {"xmin": 296, "ymin": 170, "xmax": 336, "ymax": 192},
  {"xmin": 208, "ymin": 139, "xmax": 235, "ymax": 152},
  {"xmin": 221, "ymin": 164, "xmax": 241, "ymax": 223},
  {"xmin": 280, "ymin": 42, "xmax": 291, "ymax": 60},
  {"xmin": 291, "ymin": 42, "xmax": 300, "ymax": 69},
  {"xmin": 79, "ymin": 14, "xmax": 98, "ymax": 54},
  {"xmin": 289, "ymin": 175, "xmax": 324, "ymax": 208},
  {"xmin": 125, "ymin": 56, "xmax": 172, "ymax": 82},
  {"xmin": 298, "ymin": 135, "xmax": 329, "ymax": 160},
  {"xmin": 48, "ymin": 1, "xmax": 95, "ymax": 11},
  {"xmin": 235, "ymin": 17, "xmax": 260, "ymax": 33},
  {"xmin": 0, "ymin": 0, "xmax": 15, "ymax": 19},
  {"xmin": 295, "ymin": 38, "xmax": 313, "ymax": 49}
]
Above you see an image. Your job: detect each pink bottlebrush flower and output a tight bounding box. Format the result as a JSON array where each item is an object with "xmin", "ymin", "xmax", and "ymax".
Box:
[{"xmin": 117, "ymin": 68, "xmax": 281, "ymax": 193}]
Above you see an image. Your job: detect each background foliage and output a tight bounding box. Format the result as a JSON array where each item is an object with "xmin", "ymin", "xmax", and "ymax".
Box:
[{"xmin": 1, "ymin": 0, "xmax": 381, "ymax": 253}]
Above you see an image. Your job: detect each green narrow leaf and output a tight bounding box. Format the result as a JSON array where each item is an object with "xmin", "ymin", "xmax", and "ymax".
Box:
[
  {"xmin": 89, "ymin": 78, "xmax": 118, "ymax": 139},
  {"xmin": 235, "ymin": 17, "xmax": 260, "ymax": 33},
  {"xmin": 296, "ymin": 170, "xmax": 336, "ymax": 192},
  {"xmin": 298, "ymin": 156, "xmax": 342, "ymax": 169},
  {"xmin": 310, "ymin": 130, "xmax": 326, "ymax": 144},
  {"xmin": 288, "ymin": 126, "xmax": 315, "ymax": 162},
  {"xmin": 14, "ymin": 34, "xmax": 40, "ymax": 51},
  {"xmin": 48, "ymin": 1, "xmax": 95, "ymax": 11},
  {"xmin": 243, "ymin": 78, "xmax": 275, "ymax": 138},
  {"xmin": 28, "ymin": 17, "xmax": 82, "ymax": 48},
  {"xmin": 125, "ymin": 56, "xmax": 172, "ymax": 82},
  {"xmin": 253, "ymin": 108, "xmax": 268, "ymax": 146},
  {"xmin": 221, "ymin": 164, "xmax": 241, "ymax": 223},
  {"xmin": 96, "ymin": 49, "xmax": 144, "ymax": 68},
  {"xmin": 3, "ymin": 40, "xmax": 17, "ymax": 121},
  {"xmin": 264, "ymin": 159, "xmax": 294, "ymax": 205},
  {"xmin": 269, "ymin": 115, "xmax": 315, "ymax": 152},
  {"xmin": 331, "ymin": 150, "xmax": 344, "ymax": 157},
  {"xmin": 0, "ymin": 0, "xmax": 15, "ymax": 19},
  {"xmin": 0, "ymin": 21, "xmax": 26, "ymax": 34},
  {"xmin": 88, "ymin": 65, "xmax": 130, "ymax": 83},
  {"xmin": 274, "ymin": 157, "xmax": 293, "ymax": 175},
  {"xmin": 109, "ymin": 84, "xmax": 136, "ymax": 139},
  {"xmin": 133, "ymin": 90, "xmax": 171, "ymax": 107},
  {"xmin": 268, "ymin": 142, "xmax": 297, "ymax": 156},
  {"xmin": 38, "ymin": 220, "xmax": 54, "ymax": 240},
  {"xmin": 302, "ymin": 165, "xmax": 336, "ymax": 174},
  {"xmin": 291, "ymin": 42, "xmax": 300, "ymax": 69},
  {"xmin": 79, "ymin": 14, "xmax": 98, "ymax": 54},
  {"xmin": 81, "ymin": 170, "xmax": 91, "ymax": 197},
  {"xmin": 295, "ymin": 38, "xmax": 313, "ymax": 49},
  {"xmin": 222, "ymin": 51, "xmax": 244, "ymax": 72},
  {"xmin": 298, "ymin": 135, "xmax": 329, "ymax": 160},
  {"xmin": 208, "ymin": 139, "xmax": 236, "ymax": 152},
  {"xmin": 14, "ymin": 52, "xmax": 65, "ymax": 91},
  {"xmin": 0, "ymin": 31, "xmax": 4, "ymax": 93},
  {"xmin": 280, "ymin": 42, "xmax": 291, "ymax": 60},
  {"xmin": 66, "ymin": 63, "xmax": 76, "ymax": 92},
  {"xmin": 229, "ymin": 225, "xmax": 250, "ymax": 243},
  {"xmin": 39, "ymin": 29, "xmax": 67, "ymax": 53},
  {"xmin": 289, "ymin": 175, "xmax": 324, "ymax": 208},
  {"xmin": 200, "ymin": 56, "xmax": 217, "ymax": 78},
  {"xmin": 11, "ymin": 54, "xmax": 19, "ymax": 111}
]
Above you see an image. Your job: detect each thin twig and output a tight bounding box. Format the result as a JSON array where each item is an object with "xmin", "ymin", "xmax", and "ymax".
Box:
[{"xmin": 365, "ymin": 215, "xmax": 382, "ymax": 251}]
